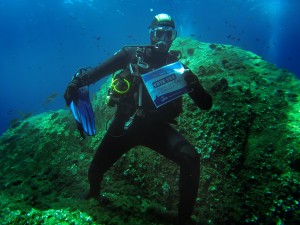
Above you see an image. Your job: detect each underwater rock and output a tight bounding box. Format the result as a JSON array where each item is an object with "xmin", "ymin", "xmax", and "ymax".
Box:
[
  {"xmin": 210, "ymin": 78, "xmax": 229, "ymax": 93},
  {"xmin": 187, "ymin": 48, "xmax": 195, "ymax": 56},
  {"xmin": 0, "ymin": 37, "xmax": 300, "ymax": 225}
]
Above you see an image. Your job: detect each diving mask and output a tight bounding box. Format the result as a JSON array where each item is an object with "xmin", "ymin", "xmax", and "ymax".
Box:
[{"xmin": 150, "ymin": 26, "xmax": 177, "ymax": 42}]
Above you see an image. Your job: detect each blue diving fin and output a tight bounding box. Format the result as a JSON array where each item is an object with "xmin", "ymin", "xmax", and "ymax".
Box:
[{"xmin": 69, "ymin": 68, "xmax": 96, "ymax": 138}]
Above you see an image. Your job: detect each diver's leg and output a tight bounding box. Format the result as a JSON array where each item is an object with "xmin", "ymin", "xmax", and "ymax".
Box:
[
  {"xmin": 87, "ymin": 129, "xmax": 136, "ymax": 198},
  {"xmin": 88, "ymin": 134, "xmax": 120, "ymax": 197},
  {"xmin": 177, "ymin": 145, "xmax": 200, "ymax": 224},
  {"xmin": 143, "ymin": 122, "xmax": 200, "ymax": 224}
]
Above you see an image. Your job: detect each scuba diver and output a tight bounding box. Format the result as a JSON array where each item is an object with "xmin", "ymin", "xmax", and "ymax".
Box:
[{"xmin": 64, "ymin": 13, "xmax": 212, "ymax": 225}]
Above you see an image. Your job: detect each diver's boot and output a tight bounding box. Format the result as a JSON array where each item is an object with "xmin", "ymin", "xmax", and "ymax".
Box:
[
  {"xmin": 176, "ymin": 217, "xmax": 210, "ymax": 225},
  {"xmin": 81, "ymin": 190, "xmax": 110, "ymax": 206},
  {"xmin": 82, "ymin": 185, "xmax": 110, "ymax": 206},
  {"xmin": 177, "ymin": 148, "xmax": 200, "ymax": 225},
  {"xmin": 81, "ymin": 190, "xmax": 98, "ymax": 200}
]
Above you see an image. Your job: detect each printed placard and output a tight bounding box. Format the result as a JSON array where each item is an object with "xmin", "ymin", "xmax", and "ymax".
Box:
[{"xmin": 142, "ymin": 62, "xmax": 191, "ymax": 108}]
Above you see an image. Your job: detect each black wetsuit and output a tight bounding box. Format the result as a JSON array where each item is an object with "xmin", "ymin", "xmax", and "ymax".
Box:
[{"xmin": 78, "ymin": 46, "xmax": 212, "ymax": 223}]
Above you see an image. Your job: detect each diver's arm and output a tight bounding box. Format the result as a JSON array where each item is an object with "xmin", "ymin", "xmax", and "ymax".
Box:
[
  {"xmin": 184, "ymin": 69, "xmax": 213, "ymax": 110},
  {"xmin": 64, "ymin": 47, "xmax": 134, "ymax": 106},
  {"xmin": 76, "ymin": 48, "xmax": 133, "ymax": 86}
]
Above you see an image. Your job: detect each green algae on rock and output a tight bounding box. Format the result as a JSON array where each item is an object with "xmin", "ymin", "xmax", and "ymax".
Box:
[{"xmin": 1, "ymin": 38, "xmax": 300, "ymax": 224}]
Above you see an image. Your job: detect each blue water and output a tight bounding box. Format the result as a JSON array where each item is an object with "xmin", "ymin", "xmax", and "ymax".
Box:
[{"xmin": 0, "ymin": 0, "xmax": 299, "ymax": 135}]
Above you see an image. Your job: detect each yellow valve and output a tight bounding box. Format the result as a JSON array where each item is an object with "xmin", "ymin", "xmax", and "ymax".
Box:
[{"xmin": 111, "ymin": 78, "xmax": 130, "ymax": 94}]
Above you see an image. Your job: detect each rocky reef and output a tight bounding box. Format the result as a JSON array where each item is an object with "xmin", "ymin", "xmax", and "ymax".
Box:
[{"xmin": 1, "ymin": 38, "xmax": 299, "ymax": 224}]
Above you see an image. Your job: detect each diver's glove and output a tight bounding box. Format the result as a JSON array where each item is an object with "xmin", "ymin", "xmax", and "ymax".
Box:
[
  {"xmin": 64, "ymin": 77, "xmax": 81, "ymax": 106},
  {"xmin": 184, "ymin": 69, "xmax": 198, "ymax": 86},
  {"xmin": 184, "ymin": 69, "xmax": 213, "ymax": 110}
]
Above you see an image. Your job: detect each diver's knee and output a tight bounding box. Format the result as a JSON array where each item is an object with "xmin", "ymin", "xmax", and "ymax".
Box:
[
  {"xmin": 178, "ymin": 145, "xmax": 200, "ymax": 186},
  {"xmin": 88, "ymin": 161, "xmax": 105, "ymax": 177},
  {"xmin": 179, "ymin": 145, "xmax": 199, "ymax": 163}
]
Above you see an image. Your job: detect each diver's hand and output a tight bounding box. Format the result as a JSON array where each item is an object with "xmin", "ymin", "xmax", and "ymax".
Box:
[
  {"xmin": 64, "ymin": 78, "xmax": 81, "ymax": 106},
  {"xmin": 183, "ymin": 69, "xmax": 213, "ymax": 110},
  {"xmin": 183, "ymin": 69, "xmax": 198, "ymax": 87}
]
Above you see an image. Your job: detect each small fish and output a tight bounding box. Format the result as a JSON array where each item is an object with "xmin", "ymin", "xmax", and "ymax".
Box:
[
  {"xmin": 7, "ymin": 109, "xmax": 14, "ymax": 115},
  {"xmin": 43, "ymin": 92, "xmax": 59, "ymax": 106},
  {"xmin": 47, "ymin": 92, "xmax": 58, "ymax": 100},
  {"xmin": 9, "ymin": 118, "xmax": 21, "ymax": 128},
  {"xmin": 17, "ymin": 111, "xmax": 33, "ymax": 119}
]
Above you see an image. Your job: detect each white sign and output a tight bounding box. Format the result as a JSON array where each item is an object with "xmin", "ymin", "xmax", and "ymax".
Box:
[{"xmin": 142, "ymin": 62, "xmax": 191, "ymax": 108}]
